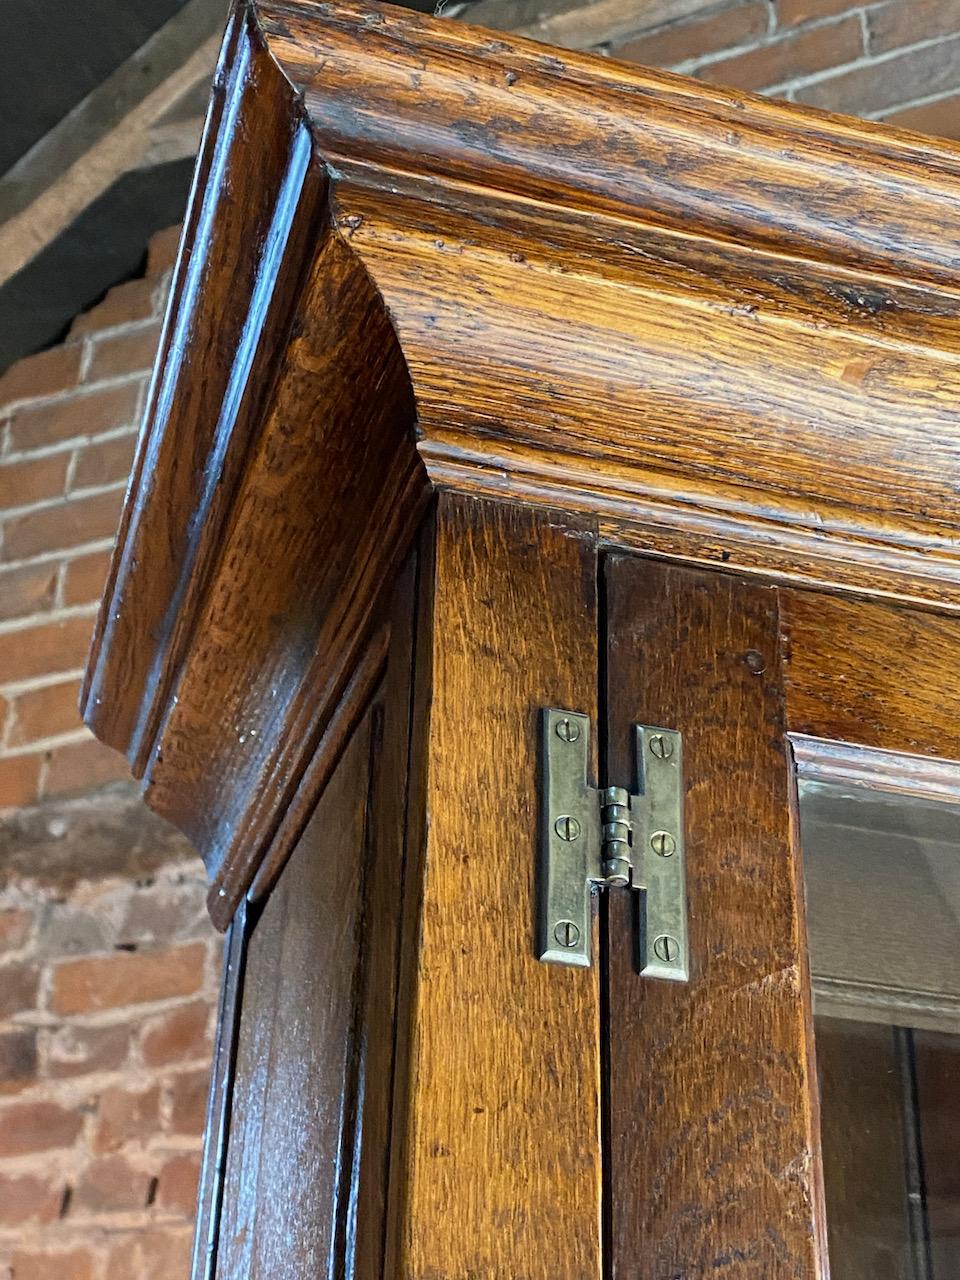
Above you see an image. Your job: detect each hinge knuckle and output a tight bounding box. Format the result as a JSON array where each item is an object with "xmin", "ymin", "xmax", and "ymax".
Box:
[{"xmin": 539, "ymin": 708, "xmax": 688, "ymax": 981}]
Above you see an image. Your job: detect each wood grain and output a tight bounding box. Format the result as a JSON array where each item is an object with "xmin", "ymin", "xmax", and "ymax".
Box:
[
  {"xmin": 816, "ymin": 1018, "xmax": 915, "ymax": 1280},
  {"xmin": 604, "ymin": 556, "xmax": 827, "ymax": 1278},
  {"xmin": 84, "ymin": 0, "xmax": 960, "ymax": 913},
  {"xmin": 782, "ymin": 588, "xmax": 960, "ymax": 759},
  {"xmin": 389, "ymin": 493, "xmax": 603, "ymax": 1279},
  {"xmin": 268, "ymin": 0, "xmax": 960, "ymax": 608}
]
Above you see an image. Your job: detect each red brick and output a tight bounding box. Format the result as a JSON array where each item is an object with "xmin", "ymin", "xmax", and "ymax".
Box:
[
  {"xmin": 73, "ymin": 1153, "xmax": 153, "ymax": 1213},
  {"xmin": 167, "ymin": 1067, "xmax": 210, "ymax": 1136},
  {"xmin": 63, "ymin": 548, "xmax": 113, "ymax": 607},
  {"xmin": 0, "ymin": 454, "xmax": 68, "ymax": 510},
  {"xmin": 617, "ymin": 1, "xmax": 768, "ymax": 68},
  {"xmin": 777, "ymin": 0, "xmax": 860, "ymax": 25},
  {"xmin": 884, "ymin": 92, "xmax": 960, "ymax": 141},
  {"xmin": 92, "ymin": 1083, "xmax": 160, "ymax": 1154},
  {"xmin": 0, "ymin": 753, "xmax": 42, "ymax": 809},
  {"xmin": 798, "ymin": 34, "xmax": 960, "ymax": 114},
  {"xmin": 8, "ymin": 679, "xmax": 82, "ymax": 747},
  {"xmin": 2, "ymin": 487, "xmax": 124, "ymax": 561},
  {"xmin": 70, "ymin": 278, "xmax": 161, "ymax": 337},
  {"xmin": 10, "ymin": 1250, "xmax": 95, "ymax": 1280},
  {"xmin": 43, "ymin": 737, "xmax": 130, "ymax": 798},
  {"xmin": 105, "ymin": 1229, "xmax": 192, "ymax": 1280},
  {"xmin": 141, "ymin": 1001, "xmax": 211, "ymax": 1067},
  {"xmin": 869, "ymin": 0, "xmax": 957, "ymax": 55},
  {"xmin": 51, "ymin": 941, "xmax": 206, "ymax": 1015},
  {"xmin": 0, "ymin": 615, "xmax": 93, "ymax": 684},
  {"xmin": 0, "ymin": 1172, "xmax": 62, "ymax": 1226},
  {"xmin": 699, "ymin": 14, "xmax": 862, "ymax": 91},
  {"xmin": 0, "ymin": 1099, "xmax": 83, "ymax": 1155},
  {"xmin": 45, "ymin": 1022, "xmax": 130, "ymax": 1079},
  {"xmin": 147, "ymin": 224, "xmax": 183, "ymax": 277},
  {"xmin": 0, "ymin": 960, "xmax": 40, "ymax": 1018},
  {"xmin": 0, "ymin": 345, "xmax": 82, "ymax": 412},
  {"xmin": 71, "ymin": 433, "xmax": 137, "ymax": 491},
  {"xmin": 0, "ymin": 560, "xmax": 58, "ymax": 621},
  {"xmin": 0, "ymin": 1027, "xmax": 37, "ymax": 1093},
  {"xmin": 86, "ymin": 322, "xmax": 163, "ymax": 384},
  {"xmin": 0, "ymin": 908, "xmax": 31, "ymax": 952},
  {"xmin": 7, "ymin": 381, "xmax": 142, "ymax": 451},
  {"xmin": 156, "ymin": 1151, "xmax": 202, "ymax": 1216}
]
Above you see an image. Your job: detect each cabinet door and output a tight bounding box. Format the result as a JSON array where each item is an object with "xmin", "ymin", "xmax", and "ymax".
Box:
[{"xmin": 604, "ymin": 554, "xmax": 960, "ymax": 1280}]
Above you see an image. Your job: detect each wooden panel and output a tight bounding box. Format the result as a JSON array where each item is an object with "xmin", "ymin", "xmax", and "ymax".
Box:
[
  {"xmin": 816, "ymin": 1018, "xmax": 914, "ymax": 1280},
  {"xmin": 604, "ymin": 556, "xmax": 827, "ymax": 1278},
  {"xmin": 783, "ymin": 589, "xmax": 960, "ymax": 759},
  {"xmin": 216, "ymin": 714, "xmax": 374, "ymax": 1277},
  {"xmin": 215, "ymin": 541, "xmax": 418, "ymax": 1278},
  {"xmin": 914, "ymin": 1031, "xmax": 960, "ymax": 1278},
  {"xmin": 388, "ymin": 493, "xmax": 602, "ymax": 1279}
]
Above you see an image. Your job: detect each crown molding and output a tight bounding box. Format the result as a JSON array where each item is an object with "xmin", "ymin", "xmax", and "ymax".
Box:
[{"xmin": 83, "ymin": 0, "xmax": 960, "ymax": 913}]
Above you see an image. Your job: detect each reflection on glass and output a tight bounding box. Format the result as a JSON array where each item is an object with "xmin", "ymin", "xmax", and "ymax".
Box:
[{"xmin": 798, "ymin": 744, "xmax": 960, "ymax": 1280}]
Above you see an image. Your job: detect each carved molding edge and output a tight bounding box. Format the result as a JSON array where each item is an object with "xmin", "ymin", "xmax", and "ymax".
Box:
[{"xmin": 83, "ymin": 0, "xmax": 960, "ymax": 920}]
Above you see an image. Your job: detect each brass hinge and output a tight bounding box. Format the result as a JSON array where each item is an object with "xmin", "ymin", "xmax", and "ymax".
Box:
[{"xmin": 538, "ymin": 708, "xmax": 688, "ymax": 980}]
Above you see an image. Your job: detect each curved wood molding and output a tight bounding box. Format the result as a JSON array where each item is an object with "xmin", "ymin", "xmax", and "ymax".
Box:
[{"xmin": 84, "ymin": 0, "xmax": 960, "ymax": 916}]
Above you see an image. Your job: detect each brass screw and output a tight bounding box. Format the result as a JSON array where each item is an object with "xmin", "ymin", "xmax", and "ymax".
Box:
[
  {"xmin": 653, "ymin": 935, "xmax": 680, "ymax": 963},
  {"xmin": 555, "ymin": 717, "xmax": 581, "ymax": 743},
  {"xmin": 555, "ymin": 815, "xmax": 581, "ymax": 841},
  {"xmin": 555, "ymin": 920, "xmax": 580, "ymax": 948},
  {"xmin": 649, "ymin": 734, "xmax": 673, "ymax": 760},
  {"xmin": 650, "ymin": 830, "xmax": 676, "ymax": 857}
]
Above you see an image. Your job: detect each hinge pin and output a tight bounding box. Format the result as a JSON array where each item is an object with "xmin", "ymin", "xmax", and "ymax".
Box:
[{"xmin": 539, "ymin": 709, "xmax": 688, "ymax": 980}]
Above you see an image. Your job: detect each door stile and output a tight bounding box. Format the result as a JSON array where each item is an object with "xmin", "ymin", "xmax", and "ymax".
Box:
[{"xmin": 602, "ymin": 554, "xmax": 828, "ymax": 1279}]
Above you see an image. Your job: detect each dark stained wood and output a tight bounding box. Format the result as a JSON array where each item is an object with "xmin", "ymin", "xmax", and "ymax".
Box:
[
  {"xmin": 191, "ymin": 900, "xmax": 248, "ymax": 1280},
  {"xmin": 386, "ymin": 493, "xmax": 603, "ymax": 1279},
  {"xmin": 216, "ymin": 714, "xmax": 375, "ymax": 1277},
  {"xmin": 604, "ymin": 556, "xmax": 827, "ymax": 1278},
  {"xmin": 816, "ymin": 1017, "xmax": 915, "ymax": 1280},
  {"xmin": 782, "ymin": 588, "xmax": 960, "ymax": 760},
  {"xmin": 914, "ymin": 1031, "xmax": 960, "ymax": 1278},
  {"xmin": 83, "ymin": 0, "xmax": 960, "ymax": 912}
]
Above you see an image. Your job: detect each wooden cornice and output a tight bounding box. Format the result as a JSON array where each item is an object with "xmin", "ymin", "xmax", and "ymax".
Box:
[{"xmin": 83, "ymin": 0, "xmax": 960, "ymax": 922}]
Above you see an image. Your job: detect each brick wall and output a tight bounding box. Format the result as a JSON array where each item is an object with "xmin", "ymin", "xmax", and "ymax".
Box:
[
  {"xmin": 605, "ymin": 0, "xmax": 960, "ymax": 138},
  {"xmin": 0, "ymin": 226, "xmax": 221, "ymax": 1280},
  {"xmin": 0, "ymin": 792, "xmax": 220, "ymax": 1279}
]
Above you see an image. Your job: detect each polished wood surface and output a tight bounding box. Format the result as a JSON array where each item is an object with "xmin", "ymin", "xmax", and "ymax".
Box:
[
  {"xmin": 389, "ymin": 494, "xmax": 602, "ymax": 1278},
  {"xmin": 604, "ymin": 557, "xmax": 827, "ymax": 1278},
  {"xmin": 782, "ymin": 589, "xmax": 960, "ymax": 760},
  {"xmin": 83, "ymin": 0, "xmax": 960, "ymax": 906}
]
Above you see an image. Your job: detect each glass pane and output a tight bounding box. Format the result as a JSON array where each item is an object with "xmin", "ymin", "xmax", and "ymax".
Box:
[{"xmin": 798, "ymin": 755, "xmax": 960, "ymax": 1280}]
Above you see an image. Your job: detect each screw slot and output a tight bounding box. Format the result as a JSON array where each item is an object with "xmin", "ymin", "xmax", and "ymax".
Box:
[
  {"xmin": 555, "ymin": 717, "xmax": 581, "ymax": 743},
  {"xmin": 652, "ymin": 935, "xmax": 680, "ymax": 963},
  {"xmin": 554, "ymin": 920, "xmax": 580, "ymax": 948},
  {"xmin": 649, "ymin": 734, "xmax": 674, "ymax": 760},
  {"xmin": 554, "ymin": 815, "xmax": 581, "ymax": 841},
  {"xmin": 650, "ymin": 830, "xmax": 676, "ymax": 857}
]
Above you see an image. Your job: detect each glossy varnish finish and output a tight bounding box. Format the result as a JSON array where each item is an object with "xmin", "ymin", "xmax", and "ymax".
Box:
[
  {"xmin": 388, "ymin": 494, "xmax": 603, "ymax": 1279},
  {"xmin": 83, "ymin": 0, "xmax": 960, "ymax": 907},
  {"xmin": 604, "ymin": 557, "xmax": 826, "ymax": 1278}
]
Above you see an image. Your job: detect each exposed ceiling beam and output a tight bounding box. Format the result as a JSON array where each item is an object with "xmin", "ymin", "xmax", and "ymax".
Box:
[{"xmin": 0, "ymin": 0, "xmax": 223, "ymax": 287}]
